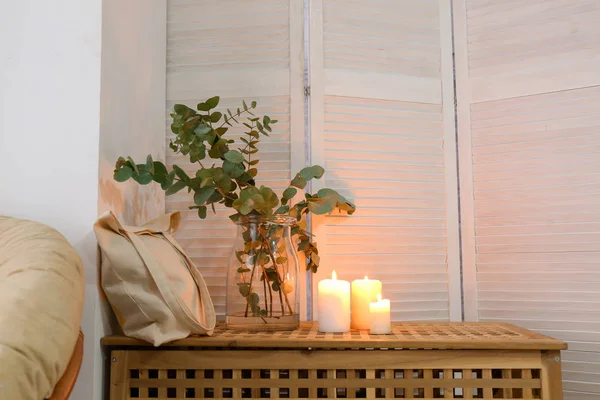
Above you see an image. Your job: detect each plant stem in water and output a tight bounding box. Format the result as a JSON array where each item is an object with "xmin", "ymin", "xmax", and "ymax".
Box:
[
  {"xmin": 259, "ymin": 231, "xmax": 293, "ymax": 315},
  {"xmin": 244, "ymin": 247, "xmax": 259, "ymax": 318}
]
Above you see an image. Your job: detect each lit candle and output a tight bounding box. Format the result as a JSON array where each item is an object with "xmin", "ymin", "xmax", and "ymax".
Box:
[
  {"xmin": 369, "ymin": 293, "xmax": 391, "ymax": 334},
  {"xmin": 351, "ymin": 276, "xmax": 382, "ymax": 330},
  {"xmin": 317, "ymin": 270, "xmax": 350, "ymax": 333}
]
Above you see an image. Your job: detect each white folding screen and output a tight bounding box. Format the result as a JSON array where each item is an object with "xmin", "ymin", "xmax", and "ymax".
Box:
[
  {"xmin": 166, "ymin": 0, "xmax": 461, "ymax": 322},
  {"xmin": 309, "ymin": 0, "xmax": 461, "ymax": 321},
  {"xmin": 454, "ymin": 0, "xmax": 600, "ymax": 396},
  {"xmin": 165, "ymin": 0, "xmax": 305, "ymax": 317}
]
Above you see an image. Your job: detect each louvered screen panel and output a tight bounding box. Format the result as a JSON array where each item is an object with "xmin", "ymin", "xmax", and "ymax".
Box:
[
  {"xmin": 310, "ymin": 0, "xmax": 461, "ymax": 321},
  {"xmin": 166, "ymin": 0, "xmax": 304, "ymax": 317},
  {"xmin": 454, "ymin": 0, "xmax": 600, "ymax": 396}
]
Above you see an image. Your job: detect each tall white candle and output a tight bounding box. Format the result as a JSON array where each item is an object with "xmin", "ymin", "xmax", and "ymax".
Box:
[
  {"xmin": 351, "ymin": 276, "xmax": 382, "ymax": 330},
  {"xmin": 369, "ymin": 293, "xmax": 391, "ymax": 334},
  {"xmin": 317, "ymin": 270, "xmax": 350, "ymax": 333}
]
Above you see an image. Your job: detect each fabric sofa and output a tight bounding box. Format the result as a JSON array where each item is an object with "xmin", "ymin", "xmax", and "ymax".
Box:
[{"xmin": 0, "ymin": 217, "xmax": 84, "ymax": 399}]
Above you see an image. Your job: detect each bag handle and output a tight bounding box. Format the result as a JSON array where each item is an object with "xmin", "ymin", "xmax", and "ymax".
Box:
[{"xmin": 163, "ymin": 232, "xmax": 216, "ymax": 326}]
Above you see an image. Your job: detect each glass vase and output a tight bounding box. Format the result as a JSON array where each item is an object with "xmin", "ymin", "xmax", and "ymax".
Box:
[{"xmin": 225, "ymin": 215, "xmax": 300, "ymax": 331}]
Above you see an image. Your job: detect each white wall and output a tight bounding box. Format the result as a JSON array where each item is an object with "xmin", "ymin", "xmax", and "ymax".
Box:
[
  {"xmin": 0, "ymin": 1, "xmax": 166, "ymax": 399},
  {"xmin": 90, "ymin": 0, "xmax": 167, "ymax": 396},
  {"xmin": 98, "ymin": 0, "xmax": 166, "ymax": 226},
  {"xmin": 0, "ymin": 1, "xmax": 103, "ymax": 397}
]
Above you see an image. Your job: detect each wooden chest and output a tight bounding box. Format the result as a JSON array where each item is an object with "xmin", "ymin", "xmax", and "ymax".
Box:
[{"xmin": 102, "ymin": 322, "xmax": 567, "ymax": 399}]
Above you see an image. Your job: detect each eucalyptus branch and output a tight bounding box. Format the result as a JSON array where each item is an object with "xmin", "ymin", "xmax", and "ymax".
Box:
[
  {"xmin": 113, "ymin": 95, "xmax": 356, "ymax": 324},
  {"xmin": 217, "ymin": 107, "xmax": 253, "ymax": 129},
  {"xmin": 244, "ymin": 247, "xmax": 259, "ymax": 318},
  {"xmin": 259, "ymin": 263, "xmax": 274, "ymax": 317}
]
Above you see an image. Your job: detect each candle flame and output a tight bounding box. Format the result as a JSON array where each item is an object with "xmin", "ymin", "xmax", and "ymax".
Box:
[
  {"xmin": 332, "ymin": 270, "xmax": 337, "ymax": 280},
  {"xmin": 364, "ymin": 275, "xmax": 368, "ymax": 280},
  {"xmin": 377, "ymin": 293, "xmax": 382, "ymax": 302}
]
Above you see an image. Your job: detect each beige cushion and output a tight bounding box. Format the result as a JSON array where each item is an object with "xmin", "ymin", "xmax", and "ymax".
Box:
[{"xmin": 0, "ymin": 217, "xmax": 84, "ymax": 399}]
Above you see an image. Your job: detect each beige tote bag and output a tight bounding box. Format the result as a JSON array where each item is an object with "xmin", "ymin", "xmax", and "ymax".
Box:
[{"xmin": 94, "ymin": 211, "xmax": 216, "ymax": 346}]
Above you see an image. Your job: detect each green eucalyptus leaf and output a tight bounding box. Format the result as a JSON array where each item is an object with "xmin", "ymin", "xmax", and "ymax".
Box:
[
  {"xmin": 115, "ymin": 157, "xmax": 127, "ymax": 169},
  {"xmin": 197, "ymin": 102, "xmax": 210, "ymax": 112},
  {"xmin": 239, "ymin": 200, "xmax": 253, "ymax": 215},
  {"xmin": 299, "ymin": 165, "xmax": 325, "ymax": 181},
  {"xmin": 165, "ymin": 180, "xmax": 187, "ymax": 195},
  {"xmin": 194, "ymin": 186, "xmax": 216, "ymax": 205},
  {"xmin": 224, "ymin": 150, "xmax": 244, "ymax": 164},
  {"xmin": 251, "ymin": 304, "xmax": 261, "ymax": 316},
  {"xmin": 265, "ymin": 267, "xmax": 278, "ymax": 282},
  {"xmin": 210, "ymin": 111, "xmax": 222, "ymax": 123},
  {"xmin": 290, "ymin": 175, "xmax": 307, "ymax": 189},
  {"xmin": 259, "ymin": 186, "xmax": 279, "ymax": 209},
  {"xmin": 174, "ymin": 104, "xmax": 195, "ymax": 117},
  {"xmin": 208, "ymin": 138, "xmax": 229, "ymax": 159},
  {"xmin": 152, "ymin": 161, "xmax": 168, "ymax": 184},
  {"xmin": 223, "ymin": 160, "xmax": 245, "ymax": 179},
  {"xmin": 126, "ymin": 157, "xmax": 139, "ymax": 174},
  {"xmin": 275, "ymin": 205, "xmax": 289, "ymax": 214},
  {"xmin": 206, "ymin": 96, "xmax": 220, "ymax": 109},
  {"xmin": 237, "ymin": 172, "xmax": 253, "ymax": 183},
  {"xmin": 248, "ymin": 292, "xmax": 259, "ymax": 306},
  {"xmin": 114, "ymin": 166, "xmax": 133, "ymax": 182},
  {"xmin": 306, "ymin": 197, "xmax": 336, "ymax": 214},
  {"xmin": 182, "ymin": 116, "xmax": 200, "ymax": 133},
  {"xmin": 194, "ymin": 123, "xmax": 211, "ymax": 136},
  {"xmin": 238, "ymin": 283, "xmax": 251, "ymax": 297},
  {"xmin": 237, "ymin": 267, "xmax": 251, "ymax": 273},
  {"xmin": 317, "ymin": 188, "xmax": 344, "ymax": 201},
  {"xmin": 145, "ymin": 155, "xmax": 154, "ymax": 173},
  {"xmin": 196, "ymin": 168, "xmax": 215, "ymax": 179},
  {"xmin": 197, "ymin": 205, "xmax": 207, "ymax": 219},
  {"xmin": 172, "ymin": 165, "xmax": 190, "ymax": 182},
  {"xmin": 161, "ymin": 171, "xmax": 175, "ymax": 190},
  {"xmin": 338, "ymin": 201, "xmax": 356, "ymax": 215},
  {"xmin": 132, "ymin": 171, "xmax": 153, "ymax": 185},
  {"xmin": 216, "ymin": 175, "xmax": 233, "ymax": 192},
  {"xmin": 282, "ymin": 187, "xmax": 297, "ymax": 201},
  {"xmin": 317, "ymin": 188, "xmax": 356, "ymax": 215}
]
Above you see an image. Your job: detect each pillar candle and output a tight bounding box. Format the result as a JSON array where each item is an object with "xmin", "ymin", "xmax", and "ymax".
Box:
[
  {"xmin": 369, "ymin": 293, "xmax": 391, "ymax": 334},
  {"xmin": 317, "ymin": 270, "xmax": 350, "ymax": 333},
  {"xmin": 351, "ymin": 276, "xmax": 382, "ymax": 330}
]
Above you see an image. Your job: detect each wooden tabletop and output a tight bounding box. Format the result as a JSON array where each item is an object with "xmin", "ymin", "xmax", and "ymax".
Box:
[{"xmin": 102, "ymin": 322, "xmax": 567, "ymax": 350}]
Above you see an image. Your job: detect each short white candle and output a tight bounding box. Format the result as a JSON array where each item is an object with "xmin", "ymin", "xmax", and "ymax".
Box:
[
  {"xmin": 351, "ymin": 276, "xmax": 382, "ymax": 330},
  {"xmin": 317, "ymin": 270, "xmax": 350, "ymax": 333},
  {"xmin": 369, "ymin": 293, "xmax": 391, "ymax": 334}
]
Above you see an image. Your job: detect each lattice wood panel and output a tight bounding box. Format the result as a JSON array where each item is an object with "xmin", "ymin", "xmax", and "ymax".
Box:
[
  {"xmin": 109, "ymin": 349, "xmax": 559, "ymax": 399},
  {"xmin": 124, "ymin": 367, "xmax": 543, "ymax": 399}
]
